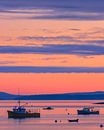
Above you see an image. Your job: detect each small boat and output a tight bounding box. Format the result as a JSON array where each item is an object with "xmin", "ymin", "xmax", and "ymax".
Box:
[
  {"xmin": 43, "ymin": 106, "xmax": 54, "ymax": 110},
  {"xmin": 7, "ymin": 101, "xmax": 40, "ymax": 118},
  {"xmin": 68, "ymin": 119, "xmax": 79, "ymax": 122},
  {"xmin": 77, "ymin": 107, "xmax": 99, "ymax": 115}
]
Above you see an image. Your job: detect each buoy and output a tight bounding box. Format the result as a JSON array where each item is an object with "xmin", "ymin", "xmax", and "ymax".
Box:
[
  {"xmin": 55, "ymin": 120, "xmax": 57, "ymax": 123},
  {"xmin": 100, "ymin": 124, "xmax": 103, "ymax": 128}
]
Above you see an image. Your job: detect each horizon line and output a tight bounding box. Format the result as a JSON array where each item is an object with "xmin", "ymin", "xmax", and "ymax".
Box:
[{"xmin": 1, "ymin": 90, "xmax": 104, "ymax": 95}]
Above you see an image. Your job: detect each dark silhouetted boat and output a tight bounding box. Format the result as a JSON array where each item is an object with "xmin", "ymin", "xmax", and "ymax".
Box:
[
  {"xmin": 7, "ymin": 100, "xmax": 40, "ymax": 118},
  {"xmin": 43, "ymin": 106, "xmax": 54, "ymax": 110},
  {"xmin": 68, "ymin": 119, "xmax": 79, "ymax": 122},
  {"xmin": 77, "ymin": 107, "xmax": 99, "ymax": 115}
]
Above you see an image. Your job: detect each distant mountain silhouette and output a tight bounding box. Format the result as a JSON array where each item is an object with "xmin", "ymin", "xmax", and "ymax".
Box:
[
  {"xmin": 0, "ymin": 92, "xmax": 18, "ymax": 100},
  {"xmin": 0, "ymin": 91, "xmax": 104, "ymax": 100}
]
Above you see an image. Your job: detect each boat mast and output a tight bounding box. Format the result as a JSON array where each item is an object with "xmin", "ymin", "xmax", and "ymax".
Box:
[{"xmin": 18, "ymin": 88, "xmax": 20, "ymax": 107}]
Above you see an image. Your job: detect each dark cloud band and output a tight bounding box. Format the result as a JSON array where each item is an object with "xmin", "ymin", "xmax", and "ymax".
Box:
[
  {"xmin": 0, "ymin": 0, "xmax": 104, "ymax": 20},
  {"xmin": 0, "ymin": 44, "xmax": 104, "ymax": 55},
  {"xmin": 0, "ymin": 66, "xmax": 103, "ymax": 73}
]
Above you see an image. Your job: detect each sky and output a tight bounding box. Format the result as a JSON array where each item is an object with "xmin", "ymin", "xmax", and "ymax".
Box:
[{"xmin": 0, "ymin": 0, "xmax": 104, "ymax": 94}]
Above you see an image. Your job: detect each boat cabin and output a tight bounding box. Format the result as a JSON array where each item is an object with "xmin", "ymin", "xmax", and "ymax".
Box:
[{"xmin": 13, "ymin": 106, "xmax": 27, "ymax": 113}]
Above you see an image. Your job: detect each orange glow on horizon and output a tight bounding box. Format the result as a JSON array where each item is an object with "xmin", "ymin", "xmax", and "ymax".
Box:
[{"xmin": 0, "ymin": 73, "xmax": 104, "ymax": 95}]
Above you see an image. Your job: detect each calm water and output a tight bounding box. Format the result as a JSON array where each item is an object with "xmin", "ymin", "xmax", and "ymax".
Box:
[{"xmin": 0, "ymin": 100, "xmax": 104, "ymax": 130}]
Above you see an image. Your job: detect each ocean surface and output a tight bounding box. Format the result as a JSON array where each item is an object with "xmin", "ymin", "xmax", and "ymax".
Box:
[{"xmin": 0, "ymin": 100, "xmax": 104, "ymax": 130}]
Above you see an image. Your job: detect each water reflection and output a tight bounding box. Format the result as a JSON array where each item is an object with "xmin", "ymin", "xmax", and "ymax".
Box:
[{"xmin": 0, "ymin": 100, "xmax": 104, "ymax": 130}]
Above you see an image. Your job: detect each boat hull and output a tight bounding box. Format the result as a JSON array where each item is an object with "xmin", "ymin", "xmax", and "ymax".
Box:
[
  {"xmin": 77, "ymin": 110, "xmax": 99, "ymax": 115},
  {"xmin": 7, "ymin": 111, "xmax": 40, "ymax": 118},
  {"xmin": 68, "ymin": 119, "xmax": 79, "ymax": 122},
  {"xmin": 43, "ymin": 107, "xmax": 54, "ymax": 110}
]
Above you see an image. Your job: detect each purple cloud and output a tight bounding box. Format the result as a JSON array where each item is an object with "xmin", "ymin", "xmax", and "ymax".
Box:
[
  {"xmin": 0, "ymin": 66, "xmax": 103, "ymax": 73},
  {"xmin": 0, "ymin": 44, "xmax": 104, "ymax": 56},
  {"xmin": 0, "ymin": 0, "xmax": 104, "ymax": 20}
]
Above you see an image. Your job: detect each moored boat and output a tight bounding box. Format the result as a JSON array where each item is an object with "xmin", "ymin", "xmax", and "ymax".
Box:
[
  {"xmin": 43, "ymin": 106, "xmax": 54, "ymax": 110},
  {"xmin": 7, "ymin": 101, "xmax": 40, "ymax": 118},
  {"xmin": 77, "ymin": 107, "xmax": 99, "ymax": 115},
  {"xmin": 68, "ymin": 119, "xmax": 79, "ymax": 122}
]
